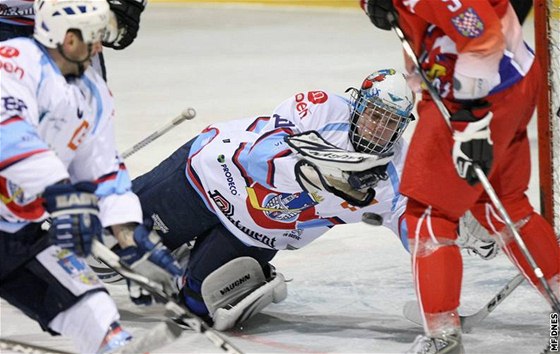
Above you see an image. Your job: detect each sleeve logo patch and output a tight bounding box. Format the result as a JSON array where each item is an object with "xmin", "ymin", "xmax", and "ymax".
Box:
[{"xmin": 451, "ymin": 7, "xmax": 484, "ymax": 38}]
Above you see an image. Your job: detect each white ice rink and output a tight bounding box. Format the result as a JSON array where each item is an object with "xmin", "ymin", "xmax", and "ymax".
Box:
[{"xmin": 0, "ymin": 3, "xmax": 553, "ymax": 353}]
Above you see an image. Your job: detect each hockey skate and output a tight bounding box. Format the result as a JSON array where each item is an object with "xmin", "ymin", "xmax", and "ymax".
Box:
[{"xmin": 406, "ymin": 334, "xmax": 464, "ymax": 354}]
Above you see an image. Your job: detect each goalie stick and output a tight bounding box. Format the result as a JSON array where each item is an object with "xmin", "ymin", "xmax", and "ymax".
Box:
[
  {"xmin": 0, "ymin": 338, "xmax": 73, "ymax": 354},
  {"xmin": 403, "ymin": 273, "xmax": 525, "ymax": 333},
  {"xmin": 387, "ymin": 12, "xmax": 560, "ymax": 313},
  {"xmin": 91, "ymin": 239, "xmax": 244, "ymax": 354},
  {"xmin": 121, "ymin": 108, "xmax": 196, "ymax": 159}
]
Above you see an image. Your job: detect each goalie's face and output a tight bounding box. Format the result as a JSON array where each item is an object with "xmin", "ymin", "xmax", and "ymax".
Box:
[
  {"xmin": 350, "ymin": 98, "xmax": 411, "ymax": 155},
  {"xmin": 348, "ymin": 69, "xmax": 414, "ymax": 155}
]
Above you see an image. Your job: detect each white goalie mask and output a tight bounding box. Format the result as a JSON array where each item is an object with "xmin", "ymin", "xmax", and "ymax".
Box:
[
  {"xmin": 34, "ymin": 0, "xmax": 110, "ymax": 49},
  {"xmin": 349, "ymin": 69, "xmax": 415, "ymax": 155}
]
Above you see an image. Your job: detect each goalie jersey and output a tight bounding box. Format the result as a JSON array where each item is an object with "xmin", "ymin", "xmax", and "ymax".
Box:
[
  {"xmin": 187, "ymin": 90, "xmax": 408, "ymax": 250},
  {"xmin": 0, "ymin": 38, "xmax": 142, "ymax": 233}
]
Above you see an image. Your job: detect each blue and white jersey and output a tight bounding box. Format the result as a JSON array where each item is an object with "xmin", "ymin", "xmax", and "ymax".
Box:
[
  {"xmin": 0, "ymin": 38, "xmax": 142, "ymax": 233},
  {"xmin": 187, "ymin": 90, "xmax": 408, "ymax": 250}
]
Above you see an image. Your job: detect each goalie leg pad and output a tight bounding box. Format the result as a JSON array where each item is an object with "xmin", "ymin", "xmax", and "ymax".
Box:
[{"xmin": 200, "ymin": 257, "xmax": 287, "ymax": 331}]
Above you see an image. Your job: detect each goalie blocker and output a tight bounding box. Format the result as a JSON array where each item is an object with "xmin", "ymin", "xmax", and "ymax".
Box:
[{"xmin": 184, "ymin": 257, "xmax": 287, "ymax": 331}]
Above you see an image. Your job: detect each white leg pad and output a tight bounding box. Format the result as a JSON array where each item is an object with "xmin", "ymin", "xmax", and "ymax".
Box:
[
  {"xmin": 212, "ymin": 272, "xmax": 287, "ymax": 331},
  {"xmin": 200, "ymin": 257, "xmax": 287, "ymax": 331}
]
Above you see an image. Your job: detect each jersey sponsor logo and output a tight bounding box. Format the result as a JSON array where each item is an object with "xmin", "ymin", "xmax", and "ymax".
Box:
[
  {"xmin": 218, "ymin": 156, "xmax": 239, "ymax": 195},
  {"xmin": 0, "ymin": 46, "xmax": 20, "ymax": 58},
  {"xmin": 451, "ymin": 7, "xmax": 484, "ymax": 38},
  {"xmin": 2, "ymin": 96, "xmax": 27, "ymax": 114},
  {"xmin": 67, "ymin": 120, "xmax": 90, "ymax": 150},
  {"xmin": 293, "ymin": 91, "xmax": 327, "ymax": 119},
  {"xmin": 0, "ymin": 59, "xmax": 24, "ymax": 80},
  {"xmin": 208, "ymin": 190, "xmax": 277, "ymax": 248},
  {"xmin": 282, "ymin": 229, "xmax": 302, "ymax": 241},
  {"xmin": 307, "ymin": 91, "xmax": 328, "ymax": 104}
]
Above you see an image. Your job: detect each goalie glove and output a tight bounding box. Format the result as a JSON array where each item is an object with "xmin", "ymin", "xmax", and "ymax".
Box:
[
  {"xmin": 294, "ymin": 160, "xmax": 376, "ymax": 207},
  {"xmin": 286, "ymin": 131, "xmax": 391, "ymax": 206},
  {"xmin": 285, "ymin": 131, "xmax": 393, "ymax": 172}
]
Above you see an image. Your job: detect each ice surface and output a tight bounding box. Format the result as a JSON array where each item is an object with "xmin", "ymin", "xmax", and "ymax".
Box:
[{"xmin": 0, "ymin": 4, "xmax": 550, "ymax": 353}]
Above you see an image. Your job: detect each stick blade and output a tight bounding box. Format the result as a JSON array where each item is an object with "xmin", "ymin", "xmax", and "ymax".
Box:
[
  {"xmin": 402, "ymin": 300, "xmax": 423, "ymax": 327},
  {"xmin": 116, "ymin": 320, "xmax": 183, "ymax": 354}
]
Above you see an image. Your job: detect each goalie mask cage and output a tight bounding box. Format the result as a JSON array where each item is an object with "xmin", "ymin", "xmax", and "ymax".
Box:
[{"xmin": 535, "ymin": 0, "xmax": 560, "ymax": 237}]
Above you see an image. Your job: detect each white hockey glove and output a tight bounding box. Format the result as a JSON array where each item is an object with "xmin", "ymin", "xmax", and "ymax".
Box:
[{"xmin": 285, "ymin": 131, "xmax": 391, "ymax": 207}]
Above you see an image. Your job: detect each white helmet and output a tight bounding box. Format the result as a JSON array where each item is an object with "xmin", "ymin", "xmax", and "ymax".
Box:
[
  {"xmin": 34, "ymin": 0, "xmax": 110, "ymax": 49},
  {"xmin": 349, "ymin": 69, "xmax": 415, "ymax": 155}
]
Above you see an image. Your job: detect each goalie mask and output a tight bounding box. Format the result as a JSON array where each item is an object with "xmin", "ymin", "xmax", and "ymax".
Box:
[{"xmin": 349, "ymin": 69, "xmax": 414, "ymax": 155}]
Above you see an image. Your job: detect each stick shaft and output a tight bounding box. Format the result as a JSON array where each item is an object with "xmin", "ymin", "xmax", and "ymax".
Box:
[{"xmin": 122, "ymin": 108, "xmax": 196, "ymax": 159}]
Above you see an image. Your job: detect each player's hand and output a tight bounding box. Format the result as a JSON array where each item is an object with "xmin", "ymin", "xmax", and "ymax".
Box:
[
  {"xmin": 43, "ymin": 182, "xmax": 102, "ymax": 257},
  {"xmin": 116, "ymin": 222, "xmax": 182, "ymax": 305},
  {"xmin": 450, "ymin": 101, "xmax": 494, "ymax": 186},
  {"xmin": 104, "ymin": 0, "xmax": 146, "ymax": 49}
]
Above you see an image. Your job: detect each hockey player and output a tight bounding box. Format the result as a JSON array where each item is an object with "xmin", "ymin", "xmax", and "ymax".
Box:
[
  {"xmin": 0, "ymin": 1, "xmax": 181, "ymax": 353},
  {"xmin": 131, "ymin": 68, "xmax": 496, "ymax": 331},
  {"xmin": 361, "ymin": 0, "xmax": 560, "ymax": 353},
  {"xmin": 0, "ymin": 0, "xmax": 147, "ymax": 78}
]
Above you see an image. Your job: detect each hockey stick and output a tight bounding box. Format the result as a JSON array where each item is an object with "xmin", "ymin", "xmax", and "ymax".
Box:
[
  {"xmin": 0, "ymin": 320, "xmax": 183, "ymax": 354},
  {"xmin": 88, "ymin": 108, "xmax": 197, "ymax": 283},
  {"xmin": 121, "ymin": 108, "xmax": 196, "ymax": 159},
  {"xmin": 0, "ymin": 338, "xmax": 73, "ymax": 354},
  {"xmin": 91, "ymin": 239, "xmax": 244, "ymax": 354},
  {"xmin": 403, "ymin": 273, "xmax": 525, "ymax": 333},
  {"xmin": 387, "ymin": 12, "xmax": 560, "ymax": 313}
]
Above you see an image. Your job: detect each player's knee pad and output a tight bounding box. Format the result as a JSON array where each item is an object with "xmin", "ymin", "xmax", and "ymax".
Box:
[
  {"xmin": 201, "ymin": 257, "xmax": 287, "ymax": 331},
  {"xmin": 405, "ymin": 201, "xmax": 460, "ymax": 257},
  {"xmin": 500, "ymin": 213, "xmax": 560, "ymax": 283}
]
